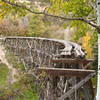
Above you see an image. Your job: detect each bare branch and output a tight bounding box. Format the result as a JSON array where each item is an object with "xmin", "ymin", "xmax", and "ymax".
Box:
[
  {"xmin": 87, "ymin": 18, "xmax": 96, "ymax": 21},
  {"xmin": 1, "ymin": 0, "xmax": 99, "ymax": 30}
]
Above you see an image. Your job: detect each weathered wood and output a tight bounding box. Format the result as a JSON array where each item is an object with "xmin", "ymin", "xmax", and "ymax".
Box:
[
  {"xmin": 0, "ymin": 36, "xmax": 85, "ymax": 57},
  {"xmin": 0, "ymin": 37, "xmax": 95, "ymax": 100},
  {"xmin": 37, "ymin": 67, "xmax": 95, "ymax": 77},
  {"xmin": 51, "ymin": 58, "xmax": 93, "ymax": 65},
  {"xmin": 81, "ymin": 86, "xmax": 91, "ymax": 100},
  {"xmin": 0, "ymin": 37, "xmax": 86, "ymax": 69},
  {"xmin": 86, "ymin": 80, "xmax": 95, "ymax": 100},
  {"xmin": 58, "ymin": 73, "xmax": 95, "ymax": 100}
]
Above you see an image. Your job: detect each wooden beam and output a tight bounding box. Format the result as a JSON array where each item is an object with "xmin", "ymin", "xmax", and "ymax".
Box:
[
  {"xmin": 51, "ymin": 58, "xmax": 93, "ymax": 65},
  {"xmin": 37, "ymin": 67, "xmax": 95, "ymax": 77},
  {"xmin": 58, "ymin": 73, "xmax": 95, "ymax": 100},
  {"xmin": 86, "ymin": 80, "xmax": 95, "ymax": 100}
]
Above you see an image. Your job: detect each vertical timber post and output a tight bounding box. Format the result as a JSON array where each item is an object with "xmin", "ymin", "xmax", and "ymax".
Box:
[{"xmin": 96, "ymin": 0, "xmax": 100, "ymax": 100}]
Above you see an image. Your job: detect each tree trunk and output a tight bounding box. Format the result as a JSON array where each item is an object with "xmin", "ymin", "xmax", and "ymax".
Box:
[
  {"xmin": 96, "ymin": 35, "xmax": 100, "ymax": 100},
  {"xmin": 96, "ymin": 0, "xmax": 100, "ymax": 100}
]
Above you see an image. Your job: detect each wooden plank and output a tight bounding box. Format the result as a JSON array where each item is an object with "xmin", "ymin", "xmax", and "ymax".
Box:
[
  {"xmin": 37, "ymin": 67, "xmax": 95, "ymax": 77},
  {"xmin": 51, "ymin": 58, "xmax": 93, "ymax": 65},
  {"xmin": 58, "ymin": 73, "xmax": 95, "ymax": 100}
]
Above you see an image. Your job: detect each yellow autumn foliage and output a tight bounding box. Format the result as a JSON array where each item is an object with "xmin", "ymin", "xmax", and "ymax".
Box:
[{"xmin": 82, "ymin": 32, "xmax": 93, "ymax": 58}]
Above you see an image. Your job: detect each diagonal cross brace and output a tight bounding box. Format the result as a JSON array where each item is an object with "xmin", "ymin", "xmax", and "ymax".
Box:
[{"xmin": 58, "ymin": 72, "xmax": 95, "ymax": 100}]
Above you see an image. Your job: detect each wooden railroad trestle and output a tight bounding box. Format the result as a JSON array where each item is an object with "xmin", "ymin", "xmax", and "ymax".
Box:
[
  {"xmin": 37, "ymin": 67, "xmax": 95, "ymax": 100},
  {"xmin": 0, "ymin": 37, "xmax": 95, "ymax": 100}
]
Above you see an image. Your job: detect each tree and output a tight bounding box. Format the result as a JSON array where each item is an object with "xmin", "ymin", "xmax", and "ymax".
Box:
[
  {"xmin": 0, "ymin": 0, "xmax": 100, "ymax": 99},
  {"xmin": 96, "ymin": 0, "xmax": 100, "ymax": 100},
  {"xmin": 0, "ymin": 0, "xmax": 98, "ymax": 29}
]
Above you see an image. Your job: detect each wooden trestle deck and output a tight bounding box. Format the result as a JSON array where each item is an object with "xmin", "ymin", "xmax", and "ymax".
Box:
[
  {"xmin": 51, "ymin": 58, "xmax": 93, "ymax": 64},
  {"xmin": 37, "ymin": 67, "xmax": 95, "ymax": 77},
  {"xmin": 51, "ymin": 58, "xmax": 93, "ymax": 68},
  {"xmin": 37, "ymin": 58, "xmax": 95, "ymax": 100},
  {"xmin": 37, "ymin": 58, "xmax": 94, "ymax": 77}
]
